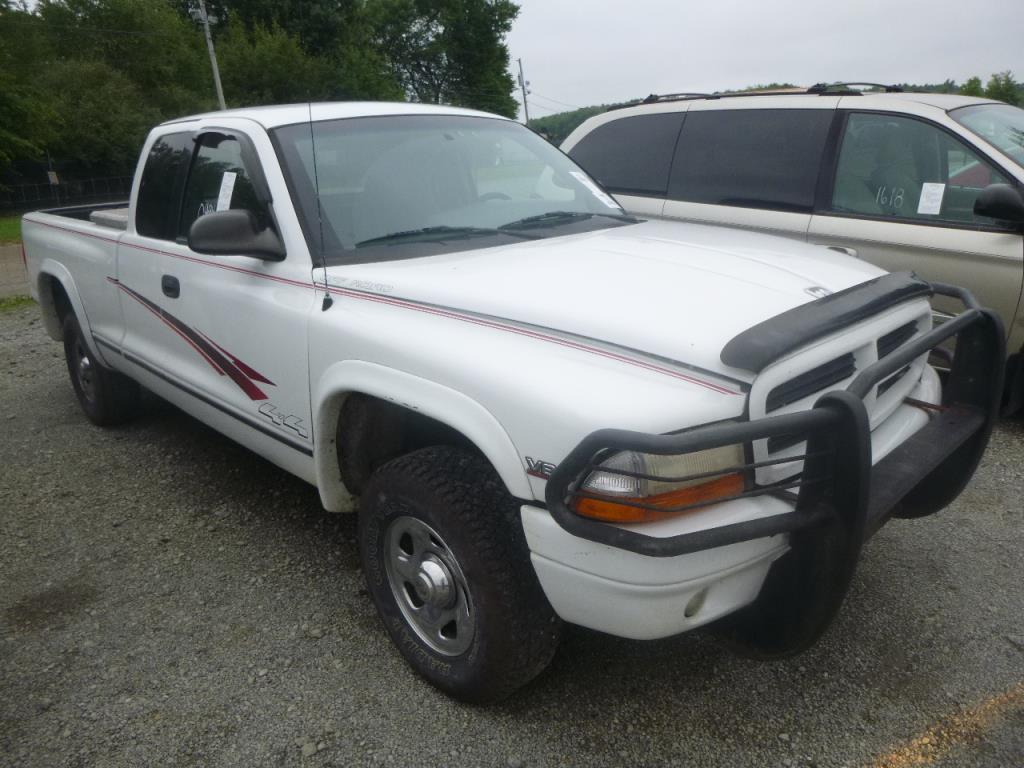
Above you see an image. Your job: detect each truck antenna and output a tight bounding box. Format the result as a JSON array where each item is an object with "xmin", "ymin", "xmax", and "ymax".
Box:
[{"xmin": 307, "ymin": 102, "xmax": 333, "ymax": 311}]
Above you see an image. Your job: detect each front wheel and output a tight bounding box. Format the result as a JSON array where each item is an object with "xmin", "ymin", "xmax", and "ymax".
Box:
[
  {"xmin": 358, "ymin": 446, "xmax": 561, "ymax": 703},
  {"xmin": 62, "ymin": 313, "xmax": 140, "ymax": 426}
]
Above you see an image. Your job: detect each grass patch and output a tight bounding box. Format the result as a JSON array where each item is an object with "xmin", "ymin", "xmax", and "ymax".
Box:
[
  {"xmin": 0, "ymin": 295, "xmax": 34, "ymax": 312},
  {"xmin": 0, "ymin": 215, "xmax": 22, "ymax": 243}
]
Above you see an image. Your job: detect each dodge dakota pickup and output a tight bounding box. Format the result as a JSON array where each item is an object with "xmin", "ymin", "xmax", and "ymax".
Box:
[{"xmin": 22, "ymin": 102, "xmax": 1005, "ymax": 702}]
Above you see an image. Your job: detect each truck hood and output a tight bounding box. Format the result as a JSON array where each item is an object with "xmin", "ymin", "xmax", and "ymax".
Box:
[{"xmin": 326, "ymin": 219, "xmax": 886, "ymax": 383}]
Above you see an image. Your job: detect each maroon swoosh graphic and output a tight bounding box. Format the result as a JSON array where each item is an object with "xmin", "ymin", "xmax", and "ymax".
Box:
[
  {"xmin": 196, "ymin": 329, "xmax": 275, "ymax": 385},
  {"xmin": 111, "ymin": 278, "xmax": 271, "ymax": 400}
]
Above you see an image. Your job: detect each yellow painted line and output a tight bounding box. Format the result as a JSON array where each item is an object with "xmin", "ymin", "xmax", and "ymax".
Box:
[{"xmin": 869, "ymin": 682, "xmax": 1024, "ymax": 768}]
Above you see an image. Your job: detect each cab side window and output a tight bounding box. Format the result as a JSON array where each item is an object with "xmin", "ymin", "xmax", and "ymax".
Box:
[
  {"xmin": 178, "ymin": 133, "xmax": 268, "ymax": 239},
  {"xmin": 568, "ymin": 113, "xmax": 685, "ymax": 196},
  {"xmin": 831, "ymin": 113, "xmax": 1013, "ymax": 227},
  {"xmin": 135, "ymin": 132, "xmax": 193, "ymax": 240}
]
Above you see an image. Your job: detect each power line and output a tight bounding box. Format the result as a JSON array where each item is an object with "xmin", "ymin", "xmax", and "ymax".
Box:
[
  {"xmin": 524, "ymin": 101, "xmax": 560, "ymax": 116},
  {"xmin": 530, "ymin": 91, "xmax": 581, "ymax": 110}
]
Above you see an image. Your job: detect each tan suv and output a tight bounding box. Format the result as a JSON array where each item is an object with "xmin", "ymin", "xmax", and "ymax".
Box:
[{"xmin": 562, "ymin": 86, "xmax": 1024, "ymax": 410}]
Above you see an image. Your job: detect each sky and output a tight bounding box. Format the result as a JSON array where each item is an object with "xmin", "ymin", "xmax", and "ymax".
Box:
[{"xmin": 505, "ymin": 0, "xmax": 1024, "ymax": 119}]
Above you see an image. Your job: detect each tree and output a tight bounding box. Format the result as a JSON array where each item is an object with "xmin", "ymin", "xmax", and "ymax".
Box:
[
  {"xmin": 529, "ymin": 104, "xmax": 611, "ymax": 144},
  {"xmin": 960, "ymin": 76, "xmax": 984, "ymax": 97},
  {"xmin": 0, "ymin": 5, "xmax": 55, "ymax": 177},
  {"xmin": 985, "ymin": 71, "xmax": 1018, "ymax": 105},
  {"xmin": 370, "ymin": 0, "xmax": 520, "ymax": 117},
  {"xmin": 176, "ymin": 0, "xmax": 402, "ymax": 100},
  {"xmin": 216, "ymin": 23, "xmax": 338, "ymax": 106},
  {"xmin": 36, "ymin": 0, "xmax": 213, "ymax": 116},
  {"xmin": 33, "ymin": 59, "xmax": 160, "ymax": 174}
]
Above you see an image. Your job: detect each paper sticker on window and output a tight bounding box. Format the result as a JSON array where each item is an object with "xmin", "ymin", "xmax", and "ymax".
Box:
[
  {"xmin": 570, "ymin": 171, "xmax": 622, "ymax": 210},
  {"xmin": 216, "ymin": 171, "xmax": 237, "ymax": 211},
  {"xmin": 917, "ymin": 183, "xmax": 945, "ymax": 215}
]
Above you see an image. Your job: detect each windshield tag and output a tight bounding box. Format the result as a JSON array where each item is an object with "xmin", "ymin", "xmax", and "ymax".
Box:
[
  {"xmin": 917, "ymin": 183, "xmax": 945, "ymax": 215},
  {"xmin": 216, "ymin": 171, "xmax": 237, "ymax": 211},
  {"xmin": 570, "ymin": 171, "xmax": 622, "ymax": 210}
]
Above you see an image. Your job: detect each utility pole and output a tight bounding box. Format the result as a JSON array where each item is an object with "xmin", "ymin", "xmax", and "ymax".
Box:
[
  {"xmin": 198, "ymin": 0, "xmax": 226, "ymax": 110},
  {"xmin": 517, "ymin": 58, "xmax": 530, "ymax": 124}
]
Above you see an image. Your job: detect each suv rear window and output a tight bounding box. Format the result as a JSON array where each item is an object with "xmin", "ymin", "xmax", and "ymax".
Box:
[
  {"xmin": 668, "ymin": 109, "xmax": 832, "ymax": 212},
  {"xmin": 569, "ymin": 113, "xmax": 685, "ymax": 196}
]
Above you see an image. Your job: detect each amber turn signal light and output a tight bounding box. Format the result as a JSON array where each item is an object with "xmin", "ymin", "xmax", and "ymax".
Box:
[{"xmin": 573, "ymin": 472, "xmax": 745, "ymax": 523}]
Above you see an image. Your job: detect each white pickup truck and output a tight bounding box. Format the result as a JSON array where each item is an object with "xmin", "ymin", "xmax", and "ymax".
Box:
[{"xmin": 22, "ymin": 102, "xmax": 1004, "ymax": 702}]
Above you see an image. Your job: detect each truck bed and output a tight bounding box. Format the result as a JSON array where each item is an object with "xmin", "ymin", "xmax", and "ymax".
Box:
[{"xmin": 33, "ymin": 200, "xmax": 130, "ymax": 229}]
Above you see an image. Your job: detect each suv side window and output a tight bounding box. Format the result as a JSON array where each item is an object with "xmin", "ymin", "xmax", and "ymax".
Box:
[
  {"xmin": 178, "ymin": 133, "xmax": 268, "ymax": 239},
  {"xmin": 568, "ymin": 113, "xmax": 685, "ymax": 196},
  {"xmin": 668, "ymin": 109, "xmax": 832, "ymax": 212},
  {"xmin": 135, "ymin": 132, "xmax": 193, "ymax": 240},
  {"xmin": 831, "ymin": 112, "xmax": 1013, "ymax": 227}
]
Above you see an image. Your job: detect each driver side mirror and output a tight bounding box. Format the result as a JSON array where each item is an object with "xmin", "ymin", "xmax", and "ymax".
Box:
[
  {"xmin": 974, "ymin": 183, "xmax": 1024, "ymax": 224},
  {"xmin": 188, "ymin": 209, "xmax": 286, "ymax": 261}
]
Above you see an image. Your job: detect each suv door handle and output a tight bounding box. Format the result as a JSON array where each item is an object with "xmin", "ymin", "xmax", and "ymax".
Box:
[
  {"xmin": 161, "ymin": 275, "xmax": 180, "ymax": 299},
  {"xmin": 825, "ymin": 245, "xmax": 859, "ymax": 259}
]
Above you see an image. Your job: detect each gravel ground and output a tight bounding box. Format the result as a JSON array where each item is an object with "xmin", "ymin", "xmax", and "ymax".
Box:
[{"xmin": 1, "ymin": 301, "xmax": 1022, "ymax": 768}]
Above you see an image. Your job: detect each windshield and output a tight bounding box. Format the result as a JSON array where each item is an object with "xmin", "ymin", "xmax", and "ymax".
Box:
[
  {"xmin": 272, "ymin": 114, "xmax": 636, "ymax": 263},
  {"xmin": 950, "ymin": 103, "xmax": 1024, "ymax": 170}
]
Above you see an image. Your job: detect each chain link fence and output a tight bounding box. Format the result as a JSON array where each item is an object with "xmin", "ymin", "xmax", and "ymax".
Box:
[{"xmin": 0, "ymin": 176, "xmax": 133, "ymax": 213}]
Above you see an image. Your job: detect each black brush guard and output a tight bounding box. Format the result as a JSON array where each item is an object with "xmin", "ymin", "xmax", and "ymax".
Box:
[{"xmin": 543, "ymin": 281, "xmax": 1004, "ymax": 655}]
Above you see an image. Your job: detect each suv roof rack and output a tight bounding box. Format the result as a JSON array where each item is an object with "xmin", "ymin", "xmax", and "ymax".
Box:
[
  {"xmin": 609, "ymin": 83, "xmax": 907, "ymax": 111},
  {"xmin": 640, "ymin": 92, "xmax": 711, "ymax": 104},
  {"xmin": 806, "ymin": 82, "xmax": 903, "ymax": 94}
]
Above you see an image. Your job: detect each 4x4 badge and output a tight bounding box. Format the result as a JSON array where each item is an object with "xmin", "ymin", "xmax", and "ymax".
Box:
[{"xmin": 258, "ymin": 403, "xmax": 309, "ymax": 439}]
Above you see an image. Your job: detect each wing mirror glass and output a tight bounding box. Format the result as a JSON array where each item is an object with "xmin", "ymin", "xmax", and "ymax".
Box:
[
  {"xmin": 188, "ymin": 209, "xmax": 286, "ymax": 261},
  {"xmin": 973, "ymin": 183, "xmax": 1024, "ymax": 224}
]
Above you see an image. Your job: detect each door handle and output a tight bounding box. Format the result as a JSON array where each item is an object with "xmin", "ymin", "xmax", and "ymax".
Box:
[
  {"xmin": 161, "ymin": 275, "xmax": 180, "ymax": 299},
  {"xmin": 825, "ymin": 245, "xmax": 859, "ymax": 259}
]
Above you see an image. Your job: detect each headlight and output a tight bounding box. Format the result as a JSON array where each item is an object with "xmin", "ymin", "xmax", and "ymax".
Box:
[{"xmin": 574, "ymin": 444, "xmax": 746, "ymax": 523}]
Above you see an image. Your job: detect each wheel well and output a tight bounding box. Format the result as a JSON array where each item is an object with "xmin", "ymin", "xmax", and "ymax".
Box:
[
  {"xmin": 38, "ymin": 274, "xmax": 72, "ymax": 339},
  {"xmin": 336, "ymin": 393, "xmax": 480, "ymax": 495}
]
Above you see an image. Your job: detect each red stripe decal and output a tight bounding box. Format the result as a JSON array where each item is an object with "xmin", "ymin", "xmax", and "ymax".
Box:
[
  {"xmin": 39, "ymin": 219, "xmax": 738, "ymax": 395},
  {"xmin": 328, "ymin": 287, "xmax": 742, "ymax": 395}
]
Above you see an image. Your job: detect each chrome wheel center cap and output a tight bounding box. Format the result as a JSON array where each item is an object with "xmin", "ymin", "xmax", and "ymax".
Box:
[{"xmin": 414, "ymin": 555, "xmax": 454, "ymax": 608}]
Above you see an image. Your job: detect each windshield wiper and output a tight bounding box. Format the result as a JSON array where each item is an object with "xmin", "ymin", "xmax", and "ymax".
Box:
[
  {"xmin": 355, "ymin": 225, "xmax": 538, "ymax": 247},
  {"xmin": 498, "ymin": 211, "xmax": 639, "ymax": 230}
]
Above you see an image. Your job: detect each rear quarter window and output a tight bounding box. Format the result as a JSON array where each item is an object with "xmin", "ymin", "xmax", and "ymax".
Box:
[
  {"xmin": 569, "ymin": 113, "xmax": 685, "ymax": 196},
  {"xmin": 135, "ymin": 133, "xmax": 193, "ymax": 240},
  {"xmin": 668, "ymin": 109, "xmax": 833, "ymax": 212}
]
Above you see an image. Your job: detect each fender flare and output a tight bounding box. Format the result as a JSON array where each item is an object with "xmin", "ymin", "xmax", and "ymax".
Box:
[
  {"xmin": 312, "ymin": 360, "xmax": 533, "ymax": 511},
  {"xmin": 34, "ymin": 260, "xmax": 109, "ymax": 364}
]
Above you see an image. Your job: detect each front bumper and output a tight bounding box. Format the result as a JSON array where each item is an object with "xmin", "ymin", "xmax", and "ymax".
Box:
[
  {"xmin": 538, "ymin": 281, "xmax": 1004, "ymax": 651},
  {"xmin": 522, "ymin": 498, "xmax": 790, "ymax": 640}
]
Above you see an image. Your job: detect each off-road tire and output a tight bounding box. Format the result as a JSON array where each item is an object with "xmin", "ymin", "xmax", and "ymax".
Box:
[
  {"xmin": 359, "ymin": 446, "xmax": 562, "ymax": 703},
  {"xmin": 62, "ymin": 313, "xmax": 140, "ymax": 426}
]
